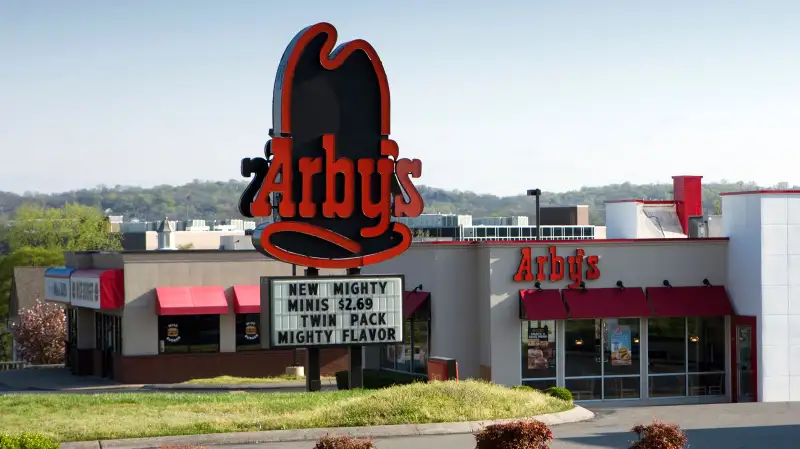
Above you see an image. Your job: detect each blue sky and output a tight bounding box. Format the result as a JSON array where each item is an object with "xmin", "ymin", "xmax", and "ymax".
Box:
[{"xmin": 1, "ymin": 0, "xmax": 798, "ymax": 196}]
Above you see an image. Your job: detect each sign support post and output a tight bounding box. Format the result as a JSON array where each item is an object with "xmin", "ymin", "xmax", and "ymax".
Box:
[
  {"xmin": 347, "ymin": 267, "xmax": 364, "ymax": 389},
  {"xmin": 304, "ymin": 266, "xmax": 322, "ymax": 392}
]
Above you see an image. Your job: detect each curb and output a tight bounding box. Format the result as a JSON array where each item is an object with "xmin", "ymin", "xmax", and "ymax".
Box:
[
  {"xmin": 142, "ymin": 379, "xmax": 337, "ymax": 391},
  {"xmin": 59, "ymin": 406, "xmax": 595, "ymax": 449}
]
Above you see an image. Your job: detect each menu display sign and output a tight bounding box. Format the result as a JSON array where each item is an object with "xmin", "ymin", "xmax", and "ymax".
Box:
[
  {"xmin": 45, "ymin": 276, "xmax": 71, "ymax": 303},
  {"xmin": 527, "ymin": 326, "xmax": 552, "ymax": 370},
  {"xmin": 610, "ymin": 325, "xmax": 632, "ymax": 366},
  {"xmin": 265, "ymin": 276, "xmax": 404, "ymax": 348}
]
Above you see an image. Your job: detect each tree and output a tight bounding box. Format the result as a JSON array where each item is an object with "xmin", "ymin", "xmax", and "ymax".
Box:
[
  {"xmin": 10, "ymin": 300, "xmax": 66, "ymax": 364},
  {"xmin": 177, "ymin": 242, "xmax": 195, "ymax": 250},
  {"xmin": 5, "ymin": 203, "xmax": 122, "ymax": 252}
]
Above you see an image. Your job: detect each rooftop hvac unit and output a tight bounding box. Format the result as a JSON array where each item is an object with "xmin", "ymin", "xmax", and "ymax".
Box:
[{"xmin": 687, "ymin": 216, "xmax": 706, "ymax": 238}]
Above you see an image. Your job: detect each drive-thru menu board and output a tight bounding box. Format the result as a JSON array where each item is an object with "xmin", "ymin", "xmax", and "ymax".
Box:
[{"xmin": 264, "ymin": 275, "xmax": 404, "ymax": 348}]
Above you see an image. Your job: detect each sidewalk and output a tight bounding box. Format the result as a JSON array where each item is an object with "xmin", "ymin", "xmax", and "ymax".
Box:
[{"xmin": 60, "ymin": 406, "xmax": 595, "ymax": 449}]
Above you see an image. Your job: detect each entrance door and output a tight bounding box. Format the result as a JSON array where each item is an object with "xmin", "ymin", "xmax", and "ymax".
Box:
[{"xmin": 731, "ymin": 316, "xmax": 757, "ymax": 402}]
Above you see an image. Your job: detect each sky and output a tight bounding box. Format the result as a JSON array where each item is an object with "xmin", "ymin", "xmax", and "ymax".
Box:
[{"xmin": 1, "ymin": 0, "xmax": 799, "ymax": 196}]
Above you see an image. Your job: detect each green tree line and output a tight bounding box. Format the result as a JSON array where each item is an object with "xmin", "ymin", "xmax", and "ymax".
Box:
[{"xmin": 0, "ymin": 178, "xmax": 785, "ymax": 226}]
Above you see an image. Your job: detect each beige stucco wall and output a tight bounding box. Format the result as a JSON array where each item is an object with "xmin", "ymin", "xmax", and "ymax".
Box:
[{"xmin": 120, "ymin": 251, "xmax": 344, "ymax": 356}]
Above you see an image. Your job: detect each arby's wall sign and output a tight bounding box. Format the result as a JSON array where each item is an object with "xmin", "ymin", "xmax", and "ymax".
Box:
[
  {"xmin": 513, "ymin": 246, "xmax": 601, "ymax": 289},
  {"xmin": 238, "ymin": 22, "xmax": 424, "ymax": 270}
]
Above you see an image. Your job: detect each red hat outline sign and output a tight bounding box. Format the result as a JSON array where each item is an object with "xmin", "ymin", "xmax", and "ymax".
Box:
[{"xmin": 239, "ymin": 22, "xmax": 424, "ymax": 269}]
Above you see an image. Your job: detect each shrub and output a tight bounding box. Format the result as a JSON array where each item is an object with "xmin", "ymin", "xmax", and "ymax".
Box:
[
  {"xmin": 543, "ymin": 386, "xmax": 573, "ymax": 402},
  {"xmin": 335, "ymin": 369, "xmax": 425, "ymax": 390},
  {"xmin": 474, "ymin": 420, "xmax": 553, "ymax": 449},
  {"xmin": 9, "ymin": 300, "xmax": 66, "ymax": 365},
  {"xmin": 314, "ymin": 435, "xmax": 375, "ymax": 449},
  {"xmin": 629, "ymin": 420, "xmax": 688, "ymax": 449},
  {"xmin": 0, "ymin": 433, "xmax": 59, "ymax": 449},
  {"xmin": 511, "ymin": 385, "xmax": 535, "ymax": 392}
]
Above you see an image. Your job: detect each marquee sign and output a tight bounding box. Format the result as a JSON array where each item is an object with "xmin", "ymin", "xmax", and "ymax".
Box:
[
  {"xmin": 514, "ymin": 246, "xmax": 601, "ymax": 289},
  {"xmin": 44, "ymin": 267, "xmax": 74, "ymax": 304},
  {"xmin": 264, "ymin": 275, "xmax": 404, "ymax": 348},
  {"xmin": 238, "ymin": 22, "xmax": 424, "ymax": 269}
]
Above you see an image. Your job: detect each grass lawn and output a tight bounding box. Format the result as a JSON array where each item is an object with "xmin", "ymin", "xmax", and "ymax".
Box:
[
  {"xmin": 180, "ymin": 374, "xmax": 334, "ymax": 385},
  {"xmin": 0, "ymin": 380, "xmax": 572, "ymax": 442}
]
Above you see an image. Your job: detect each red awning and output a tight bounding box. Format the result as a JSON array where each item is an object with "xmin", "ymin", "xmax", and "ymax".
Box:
[
  {"xmin": 563, "ymin": 287, "xmax": 652, "ymax": 319},
  {"xmin": 647, "ymin": 285, "xmax": 734, "ymax": 317},
  {"xmin": 156, "ymin": 286, "xmax": 229, "ymax": 316},
  {"xmin": 233, "ymin": 285, "xmax": 260, "ymax": 314},
  {"xmin": 403, "ymin": 291, "xmax": 430, "ymax": 319},
  {"xmin": 519, "ymin": 289, "xmax": 568, "ymax": 320}
]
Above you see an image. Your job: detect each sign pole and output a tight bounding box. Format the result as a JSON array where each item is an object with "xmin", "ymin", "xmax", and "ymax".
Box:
[
  {"xmin": 347, "ymin": 267, "xmax": 364, "ymax": 389},
  {"xmin": 304, "ymin": 266, "xmax": 322, "ymax": 392}
]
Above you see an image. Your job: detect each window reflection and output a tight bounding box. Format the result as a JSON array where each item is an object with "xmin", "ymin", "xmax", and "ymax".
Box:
[
  {"xmin": 648, "ymin": 318, "xmax": 686, "ymax": 374},
  {"xmin": 565, "ymin": 319, "xmax": 601, "ymax": 377},
  {"xmin": 688, "ymin": 317, "xmax": 726, "ymax": 372}
]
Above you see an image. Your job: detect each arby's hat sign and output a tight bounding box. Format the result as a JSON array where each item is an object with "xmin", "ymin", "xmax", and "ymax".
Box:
[{"xmin": 239, "ymin": 23, "xmax": 424, "ymax": 269}]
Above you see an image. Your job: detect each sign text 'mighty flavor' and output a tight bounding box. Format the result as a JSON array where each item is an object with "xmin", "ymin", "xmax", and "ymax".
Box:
[{"xmin": 514, "ymin": 246, "xmax": 600, "ymax": 289}]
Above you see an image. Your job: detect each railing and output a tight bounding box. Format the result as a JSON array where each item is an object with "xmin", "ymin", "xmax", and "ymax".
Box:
[{"xmin": 0, "ymin": 362, "xmax": 64, "ymax": 371}]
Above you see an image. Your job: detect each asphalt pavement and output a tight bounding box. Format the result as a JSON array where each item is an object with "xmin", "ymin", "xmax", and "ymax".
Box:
[{"xmin": 216, "ymin": 402, "xmax": 800, "ymax": 449}]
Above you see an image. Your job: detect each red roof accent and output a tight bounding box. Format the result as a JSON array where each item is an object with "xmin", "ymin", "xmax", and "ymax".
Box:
[
  {"xmin": 416, "ymin": 238, "xmax": 729, "ymax": 246},
  {"xmin": 71, "ymin": 269, "xmax": 124, "ymax": 309},
  {"xmin": 403, "ymin": 291, "xmax": 430, "ymax": 319},
  {"xmin": 233, "ymin": 285, "xmax": 260, "ymax": 314},
  {"xmin": 604, "ymin": 199, "xmax": 675, "ymax": 205},
  {"xmin": 646, "ymin": 286, "xmax": 734, "ymax": 317},
  {"xmin": 563, "ymin": 287, "xmax": 651, "ymax": 319},
  {"xmin": 156, "ymin": 286, "xmax": 229, "ymax": 316},
  {"xmin": 519, "ymin": 289, "xmax": 568, "ymax": 320},
  {"xmin": 720, "ymin": 190, "xmax": 800, "ymax": 196}
]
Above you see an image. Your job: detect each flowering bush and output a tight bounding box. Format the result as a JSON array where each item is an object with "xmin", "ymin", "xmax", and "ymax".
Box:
[
  {"xmin": 9, "ymin": 300, "xmax": 66, "ymax": 365},
  {"xmin": 314, "ymin": 435, "xmax": 375, "ymax": 449},
  {"xmin": 629, "ymin": 420, "xmax": 688, "ymax": 449},
  {"xmin": 474, "ymin": 420, "xmax": 553, "ymax": 449}
]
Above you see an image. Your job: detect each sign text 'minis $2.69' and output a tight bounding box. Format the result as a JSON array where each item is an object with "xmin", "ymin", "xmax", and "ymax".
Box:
[{"xmin": 238, "ymin": 23, "xmax": 424, "ymax": 269}]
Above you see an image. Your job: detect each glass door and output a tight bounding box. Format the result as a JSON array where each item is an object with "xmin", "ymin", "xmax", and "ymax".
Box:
[{"xmin": 731, "ymin": 316, "xmax": 757, "ymax": 402}]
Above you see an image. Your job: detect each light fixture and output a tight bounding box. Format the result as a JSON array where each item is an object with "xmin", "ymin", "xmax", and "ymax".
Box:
[
  {"xmin": 633, "ymin": 337, "xmax": 640, "ymax": 344},
  {"xmin": 412, "ymin": 284, "xmax": 423, "ymax": 292},
  {"xmin": 663, "ymin": 280, "xmax": 672, "ymax": 288},
  {"xmin": 580, "ymin": 281, "xmax": 587, "ymax": 292},
  {"xmin": 616, "ymin": 280, "xmax": 625, "ymax": 289},
  {"xmin": 703, "ymin": 278, "xmax": 712, "ymax": 287},
  {"xmin": 689, "ymin": 335, "xmax": 700, "ymax": 343},
  {"xmin": 575, "ymin": 339, "xmax": 584, "ymax": 345},
  {"xmin": 534, "ymin": 281, "xmax": 543, "ymax": 292}
]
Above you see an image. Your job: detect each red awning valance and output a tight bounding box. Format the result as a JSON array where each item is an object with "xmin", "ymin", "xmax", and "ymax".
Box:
[
  {"xmin": 233, "ymin": 285, "xmax": 260, "ymax": 314},
  {"xmin": 519, "ymin": 289, "xmax": 568, "ymax": 320},
  {"xmin": 563, "ymin": 287, "xmax": 651, "ymax": 319},
  {"xmin": 156, "ymin": 286, "xmax": 229, "ymax": 316},
  {"xmin": 403, "ymin": 291, "xmax": 430, "ymax": 319},
  {"xmin": 646, "ymin": 285, "xmax": 734, "ymax": 317}
]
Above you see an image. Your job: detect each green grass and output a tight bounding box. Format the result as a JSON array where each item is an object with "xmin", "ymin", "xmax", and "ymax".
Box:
[
  {"xmin": 180, "ymin": 374, "xmax": 334, "ymax": 385},
  {"xmin": 0, "ymin": 380, "xmax": 573, "ymax": 442}
]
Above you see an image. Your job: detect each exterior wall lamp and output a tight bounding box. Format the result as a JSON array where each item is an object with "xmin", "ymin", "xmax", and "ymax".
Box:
[
  {"xmin": 703, "ymin": 278, "xmax": 712, "ymax": 287},
  {"xmin": 616, "ymin": 280, "xmax": 625, "ymax": 289},
  {"xmin": 663, "ymin": 280, "xmax": 672, "ymax": 288},
  {"xmin": 534, "ymin": 281, "xmax": 543, "ymax": 292}
]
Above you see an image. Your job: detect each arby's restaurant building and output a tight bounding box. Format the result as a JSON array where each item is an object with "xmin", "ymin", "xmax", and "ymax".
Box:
[{"xmin": 41, "ymin": 175, "xmax": 800, "ymax": 404}]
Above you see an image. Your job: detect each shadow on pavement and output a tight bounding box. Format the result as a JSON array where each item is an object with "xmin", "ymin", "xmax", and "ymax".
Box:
[{"xmin": 558, "ymin": 424, "xmax": 800, "ymax": 448}]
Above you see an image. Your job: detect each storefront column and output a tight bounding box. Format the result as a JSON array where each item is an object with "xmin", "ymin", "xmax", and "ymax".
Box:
[
  {"xmin": 640, "ymin": 318, "xmax": 649, "ymax": 399},
  {"xmin": 74, "ymin": 308, "xmax": 96, "ymax": 375},
  {"xmin": 556, "ymin": 320, "xmax": 566, "ymax": 388},
  {"xmin": 219, "ymin": 313, "xmax": 236, "ymax": 353}
]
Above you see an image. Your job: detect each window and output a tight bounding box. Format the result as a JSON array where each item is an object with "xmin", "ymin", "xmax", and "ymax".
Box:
[
  {"xmin": 158, "ymin": 315, "xmax": 220, "ymax": 353},
  {"xmin": 521, "ymin": 320, "xmax": 557, "ymax": 390},
  {"xmin": 236, "ymin": 313, "xmax": 261, "ymax": 351},
  {"xmin": 381, "ymin": 307, "xmax": 429, "ymax": 375},
  {"xmin": 564, "ymin": 318, "xmax": 641, "ymax": 401},
  {"xmin": 67, "ymin": 308, "xmax": 78, "ymax": 346},
  {"xmin": 646, "ymin": 316, "xmax": 726, "ymax": 398}
]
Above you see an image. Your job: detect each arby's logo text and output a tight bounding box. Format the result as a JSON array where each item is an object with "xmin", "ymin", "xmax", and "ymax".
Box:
[{"xmin": 514, "ymin": 246, "xmax": 600, "ymax": 289}]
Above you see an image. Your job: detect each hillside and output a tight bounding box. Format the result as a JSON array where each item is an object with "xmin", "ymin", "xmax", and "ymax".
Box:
[{"xmin": 0, "ymin": 179, "xmax": 787, "ymax": 225}]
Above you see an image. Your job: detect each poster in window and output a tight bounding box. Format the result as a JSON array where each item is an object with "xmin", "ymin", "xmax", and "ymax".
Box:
[
  {"xmin": 610, "ymin": 325, "xmax": 632, "ymax": 366},
  {"xmin": 166, "ymin": 323, "xmax": 180, "ymax": 343},
  {"xmin": 527, "ymin": 327, "xmax": 550, "ymax": 370},
  {"xmin": 244, "ymin": 321, "xmax": 259, "ymax": 340}
]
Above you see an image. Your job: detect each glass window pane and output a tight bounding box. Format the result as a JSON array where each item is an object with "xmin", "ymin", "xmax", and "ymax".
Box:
[
  {"xmin": 689, "ymin": 373, "xmax": 726, "ymax": 396},
  {"xmin": 565, "ymin": 378, "xmax": 601, "ymax": 401},
  {"xmin": 687, "ymin": 317, "xmax": 726, "ymax": 372},
  {"xmin": 604, "ymin": 376, "xmax": 641, "ymax": 399},
  {"xmin": 521, "ymin": 320, "xmax": 557, "ymax": 379},
  {"xmin": 395, "ymin": 321, "xmax": 413, "ymax": 372},
  {"xmin": 192, "ymin": 315, "xmax": 220, "ymax": 353},
  {"xmin": 236, "ymin": 313, "xmax": 261, "ymax": 351},
  {"xmin": 565, "ymin": 319, "xmax": 602, "ymax": 377},
  {"xmin": 412, "ymin": 320, "xmax": 429, "ymax": 375},
  {"xmin": 604, "ymin": 318, "xmax": 640, "ymax": 376},
  {"xmin": 522, "ymin": 379, "xmax": 557, "ymax": 392},
  {"xmin": 648, "ymin": 318, "xmax": 687, "ymax": 374},
  {"xmin": 649, "ymin": 375, "xmax": 687, "ymax": 398}
]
